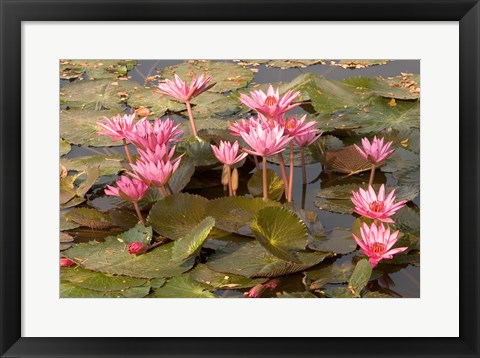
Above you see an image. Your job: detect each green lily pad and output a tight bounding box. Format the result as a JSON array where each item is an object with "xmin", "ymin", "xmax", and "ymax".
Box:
[
  {"xmin": 392, "ymin": 206, "xmax": 420, "ymax": 235},
  {"xmin": 60, "ymin": 281, "xmax": 151, "ymax": 298},
  {"xmin": 308, "ymin": 228, "xmax": 357, "ymax": 254},
  {"xmin": 168, "ymin": 156, "xmax": 196, "ymax": 193},
  {"xmin": 60, "ymin": 109, "xmax": 126, "ymax": 147},
  {"xmin": 148, "ymin": 275, "xmax": 216, "ymax": 298},
  {"xmin": 277, "ymin": 291, "xmax": 318, "ymax": 298},
  {"xmin": 75, "ymin": 166, "xmax": 101, "ymax": 198},
  {"xmin": 61, "ymin": 267, "xmax": 147, "ymax": 291},
  {"xmin": 207, "ymin": 241, "xmax": 331, "ymax": 278},
  {"xmin": 250, "ymin": 207, "xmax": 308, "ymax": 262},
  {"xmin": 149, "ymin": 193, "xmax": 208, "ymax": 240},
  {"xmin": 348, "ymin": 259, "xmax": 372, "ymax": 294},
  {"xmin": 314, "ymin": 184, "xmax": 359, "ymax": 214},
  {"xmin": 307, "ymin": 261, "xmax": 356, "ymax": 287},
  {"xmin": 61, "ymin": 154, "xmax": 126, "ymax": 176},
  {"xmin": 330, "ymin": 60, "xmax": 389, "ymax": 69},
  {"xmin": 64, "ymin": 237, "xmax": 195, "ymax": 279},
  {"xmin": 114, "ymin": 223, "xmax": 153, "ymax": 245},
  {"xmin": 60, "ymin": 175, "xmax": 79, "ymax": 205},
  {"xmin": 161, "ymin": 60, "xmax": 254, "ymax": 93},
  {"xmin": 381, "ymin": 147, "xmax": 420, "ymax": 173},
  {"xmin": 207, "ymin": 196, "xmax": 281, "ymax": 235},
  {"xmin": 60, "ymin": 210, "xmax": 81, "ymax": 231},
  {"xmin": 189, "ymin": 264, "xmax": 268, "ymax": 289},
  {"xmin": 61, "ymin": 60, "xmax": 137, "ymax": 80},
  {"xmin": 266, "ymin": 60, "xmax": 325, "ymax": 69},
  {"xmin": 65, "ymin": 207, "xmax": 116, "ymax": 230},
  {"xmin": 180, "ymin": 139, "xmax": 219, "ymax": 166},
  {"xmin": 363, "ymin": 291, "xmax": 393, "ymax": 298},
  {"xmin": 60, "ymin": 138, "xmax": 72, "ymax": 156},
  {"xmin": 172, "ymin": 217, "xmax": 215, "ymax": 261},
  {"xmin": 189, "ymin": 92, "xmax": 243, "ymax": 119},
  {"xmin": 323, "ymin": 286, "xmax": 357, "ymax": 298},
  {"xmin": 60, "ymin": 78, "xmax": 134, "ymax": 110},
  {"xmin": 344, "ymin": 75, "xmax": 419, "ymax": 100},
  {"xmin": 126, "ymin": 85, "xmax": 185, "ymax": 116},
  {"xmin": 181, "ymin": 118, "xmax": 232, "ymax": 138},
  {"xmin": 247, "ymin": 169, "xmax": 284, "ymax": 201}
]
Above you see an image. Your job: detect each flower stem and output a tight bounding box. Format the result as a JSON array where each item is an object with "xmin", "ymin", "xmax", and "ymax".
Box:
[
  {"xmin": 253, "ymin": 155, "xmax": 260, "ymax": 170},
  {"xmin": 262, "ymin": 156, "xmax": 268, "ymax": 200},
  {"xmin": 227, "ymin": 165, "xmax": 233, "ymax": 196},
  {"xmin": 300, "ymin": 146, "xmax": 307, "ymax": 186},
  {"xmin": 368, "ymin": 164, "xmax": 376, "ymax": 187},
  {"xmin": 288, "ymin": 142, "xmax": 294, "ymax": 202},
  {"xmin": 185, "ymin": 101, "xmax": 198, "ymax": 138},
  {"xmin": 122, "ymin": 139, "xmax": 133, "ymax": 165},
  {"xmin": 133, "ymin": 201, "xmax": 145, "ymax": 226},
  {"xmin": 277, "ymin": 153, "xmax": 289, "ymax": 199},
  {"xmin": 164, "ymin": 183, "xmax": 173, "ymax": 196},
  {"xmin": 157, "ymin": 186, "xmax": 166, "ymax": 197}
]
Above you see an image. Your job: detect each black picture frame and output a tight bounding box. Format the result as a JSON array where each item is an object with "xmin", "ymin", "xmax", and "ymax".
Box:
[{"xmin": 1, "ymin": 0, "xmax": 478, "ymax": 357}]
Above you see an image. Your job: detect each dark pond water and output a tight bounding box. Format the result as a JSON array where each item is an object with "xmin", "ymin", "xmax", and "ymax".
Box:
[{"xmin": 64, "ymin": 59, "xmax": 420, "ymax": 298}]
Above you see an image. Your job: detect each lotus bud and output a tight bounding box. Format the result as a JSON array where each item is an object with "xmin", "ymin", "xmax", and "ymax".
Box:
[
  {"xmin": 244, "ymin": 284, "xmax": 266, "ymax": 298},
  {"xmin": 221, "ymin": 165, "xmax": 229, "ymax": 190},
  {"xmin": 127, "ymin": 242, "xmax": 149, "ymax": 255},
  {"xmin": 231, "ymin": 168, "xmax": 239, "ymax": 195},
  {"xmin": 60, "ymin": 258, "xmax": 75, "ymax": 267}
]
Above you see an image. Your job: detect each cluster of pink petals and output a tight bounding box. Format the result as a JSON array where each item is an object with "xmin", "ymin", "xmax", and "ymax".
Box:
[
  {"xmin": 281, "ymin": 115, "xmax": 318, "ymax": 137},
  {"xmin": 239, "ymin": 121, "xmax": 293, "ymax": 157},
  {"xmin": 354, "ymin": 136, "xmax": 395, "ymax": 165},
  {"xmin": 295, "ymin": 130, "xmax": 323, "ymax": 148},
  {"xmin": 157, "ymin": 74, "xmax": 212, "ymax": 102},
  {"xmin": 127, "ymin": 242, "xmax": 149, "ymax": 255},
  {"xmin": 351, "ymin": 184, "xmax": 407, "ymax": 223},
  {"xmin": 245, "ymin": 279, "xmax": 280, "ymax": 298},
  {"xmin": 97, "ymin": 114, "xmax": 136, "ymax": 141},
  {"xmin": 126, "ymin": 118, "xmax": 183, "ymax": 151},
  {"xmin": 104, "ymin": 175, "xmax": 148, "ymax": 203},
  {"xmin": 211, "ymin": 140, "xmax": 248, "ymax": 166},
  {"xmin": 239, "ymin": 85, "xmax": 300, "ymax": 120},
  {"xmin": 228, "ymin": 117, "xmax": 257, "ymax": 137},
  {"xmin": 353, "ymin": 222, "xmax": 408, "ymax": 267}
]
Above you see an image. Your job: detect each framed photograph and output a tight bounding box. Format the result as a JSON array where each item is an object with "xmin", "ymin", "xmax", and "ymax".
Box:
[{"xmin": 1, "ymin": 0, "xmax": 478, "ymax": 357}]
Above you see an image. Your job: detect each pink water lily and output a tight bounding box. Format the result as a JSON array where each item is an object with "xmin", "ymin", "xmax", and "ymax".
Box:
[
  {"xmin": 157, "ymin": 74, "xmax": 212, "ymax": 102},
  {"xmin": 228, "ymin": 117, "xmax": 258, "ymax": 137},
  {"xmin": 137, "ymin": 144, "xmax": 177, "ymax": 164},
  {"xmin": 353, "ymin": 222, "xmax": 408, "ymax": 268},
  {"xmin": 211, "ymin": 141, "xmax": 248, "ymax": 166},
  {"xmin": 126, "ymin": 118, "xmax": 183, "ymax": 151},
  {"xmin": 104, "ymin": 175, "xmax": 148, "ymax": 203},
  {"xmin": 294, "ymin": 129, "xmax": 323, "ymax": 148},
  {"xmin": 239, "ymin": 121, "xmax": 293, "ymax": 157},
  {"xmin": 239, "ymin": 85, "xmax": 300, "ymax": 122},
  {"xmin": 351, "ymin": 184, "xmax": 407, "ymax": 223},
  {"xmin": 131, "ymin": 156, "xmax": 182, "ymax": 189},
  {"xmin": 354, "ymin": 136, "xmax": 395, "ymax": 165},
  {"xmin": 281, "ymin": 115, "xmax": 318, "ymax": 137},
  {"xmin": 97, "ymin": 113, "xmax": 136, "ymax": 141}
]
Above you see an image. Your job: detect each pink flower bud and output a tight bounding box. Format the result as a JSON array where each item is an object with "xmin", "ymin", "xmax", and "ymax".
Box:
[
  {"xmin": 127, "ymin": 242, "xmax": 149, "ymax": 255},
  {"xmin": 60, "ymin": 258, "xmax": 75, "ymax": 267}
]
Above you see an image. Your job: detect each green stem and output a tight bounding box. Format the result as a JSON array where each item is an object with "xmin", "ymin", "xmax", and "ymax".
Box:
[
  {"xmin": 300, "ymin": 146, "xmax": 307, "ymax": 186},
  {"xmin": 368, "ymin": 164, "xmax": 376, "ymax": 187},
  {"xmin": 288, "ymin": 142, "xmax": 294, "ymax": 202},
  {"xmin": 277, "ymin": 153, "xmax": 289, "ymax": 199},
  {"xmin": 185, "ymin": 101, "xmax": 198, "ymax": 138},
  {"xmin": 122, "ymin": 139, "xmax": 133, "ymax": 165},
  {"xmin": 262, "ymin": 156, "xmax": 268, "ymax": 200},
  {"xmin": 133, "ymin": 201, "xmax": 145, "ymax": 226},
  {"xmin": 253, "ymin": 155, "xmax": 260, "ymax": 170}
]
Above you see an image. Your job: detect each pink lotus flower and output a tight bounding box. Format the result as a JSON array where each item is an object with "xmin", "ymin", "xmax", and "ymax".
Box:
[
  {"xmin": 157, "ymin": 74, "xmax": 212, "ymax": 102},
  {"xmin": 239, "ymin": 85, "xmax": 301, "ymax": 121},
  {"xmin": 239, "ymin": 121, "xmax": 293, "ymax": 157},
  {"xmin": 282, "ymin": 115, "xmax": 318, "ymax": 137},
  {"xmin": 228, "ymin": 117, "xmax": 257, "ymax": 137},
  {"xmin": 211, "ymin": 141, "xmax": 248, "ymax": 166},
  {"xmin": 137, "ymin": 144, "xmax": 177, "ymax": 164},
  {"xmin": 351, "ymin": 185, "xmax": 407, "ymax": 223},
  {"xmin": 97, "ymin": 113, "xmax": 136, "ymax": 141},
  {"xmin": 127, "ymin": 242, "xmax": 149, "ymax": 255},
  {"xmin": 354, "ymin": 136, "xmax": 395, "ymax": 165},
  {"xmin": 104, "ymin": 175, "xmax": 148, "ymax": 203},
  {"xmin": 245, "ymin": 279, "xmax": 280, "ymax": 298},
  {"xmin": 294, "ymin": 129, "xmax": 323, "ymax": 147},
  {"xmin": 60, "ymin": 258, "xmax": 75, "ymax": 267},
  {"xmin": 130, "ymin": 156, "xmax": 182, "ymax": 188},
  {"xmin": 353, "ymin": 222, "xmax": 408, "ymax": 267},
  {"xmin": 126, "ymin": 118, "xmax": 183, "ymax": 151}
]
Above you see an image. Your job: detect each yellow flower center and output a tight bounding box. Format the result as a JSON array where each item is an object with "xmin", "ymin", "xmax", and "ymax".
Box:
[
  {"xmin": 369, "ymin": 201, "xmax": 385, "ymax": 213},
  {"xmin": 370, "ymin": 242, "xmax": 386, "ymax": 254},
  {"xmin": 264, "ymin": 96, "xmax": 277, "ymax": 106}
]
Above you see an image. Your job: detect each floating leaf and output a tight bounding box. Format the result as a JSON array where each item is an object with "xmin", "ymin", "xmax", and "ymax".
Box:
[
  {"xmin": 344, "ymin": 75, "xmax": 419, "ymax": 100},
  {"xmin": 148, "ymin": 275, "xmax": 216, "ymax": 298},
  {"xmin": 320, "ymin": 145, "xmax": 371, "ymax": 175},
  {"xmin": 60, "ymin": 138, "xmax": 71, "ymax": 156},
  {"xmin": 189, "ymin": 264, "xmax": 267, "ymax": 289},
  {"xmin": 60, "ymin": 109, "xmax": 125, "ymax": 147},
  {"xmin": 126, "ymin": 86, "xmax": 185, "ymax": 116},
  {"xmin": 172, "ymin": 217, "xmax": 215, "ymax": 261},
  {"xmin": 64, "ymin": 238, "xmax": 195, "ymax": 279},
  {"xmin": 61, "ymin": 267, "xmax": 147, "ymax": 291},
  {"xmin": 207, "ymin": 241, "xmax": 331, "ymax": 278},
  {"xmin": 307, "ymin": 261, "xmax": 355, "ymax": 288},
  {"xmin": 207, "ymin": 196, "xmax": 281, "ymax": 235},
  {"xmin": 308, "ymin": 228, "xmax": 356, "ymax": 254},
  {"xmin": 266, "ymin": 60, "xmax": 325, "ymax": 69},
  {"xmin": 363, "ymin": 291, "xmax": 393, "ymax": 298},
  {"xmin": 60, "ymin": 210, "xmax": 80, "ymax": 231},
  {"xmin": 348, "ymin": 259, "xmax": 372, "ymax": 294},
  {"xmin": 323, "ymin": 286, "xmax": 357, "ymax": 298},
  {"xmin": 76, "ymin": 166, "xmax": 100, "ymax": 197},
  {"xmin": 161, "ymin": 60, "xmax": 254, "ymax": 93},
  {"xmin": 168, "ymin": 156, "xmax": 196, "ymax": 193},
  {"xmin": 331, "ymin": 60, "xmax": 389, "ymax": 69},
  {"xmin": 61, "ymin": 60, "xmax": 137, "ymax": 80},
  {"xmin": 60, "ymin": 281, "xmax": 150, "ymax": 298},
  {"xmin": 149, "ymin": 193, "xmax": 208, "ymax": 240},
  {"xmin": 277, "ymin": 291, "xmax": 318, "ymax": 298},
  {"xmin": 250, "ymin": 207, "xmax": 308, "ymax": 262},
  {"xmin": 189, "ymin": 92, "xmax": 243, "ymax": 119},
  {"xmin": 66, "ymin": 207, "xmax": 116, "ymax": 230},
  {"xmin": 314, "ymin": 184, "xmax": 359, "ymax": 214},
  {"xmin": 392, "ymin": 206, "xmax": 420, "ymax": 235},
  {"xmin": 381, "ymin": 147, "xmax": 420, "ymax": 173},
  {"xmin": 247, "ymin": 169, "xmax": 284, "ymax": 201},
  {"xmin": 181, "ymin": 139, "xmax": 218, "ymax": 167},
  {"xmin": 61, "ymin": 155, "xmax": 126, "ymax": 176},
  {"xmin": 115, "ymin": 223, "xmax": 153, "ymax": 245}
]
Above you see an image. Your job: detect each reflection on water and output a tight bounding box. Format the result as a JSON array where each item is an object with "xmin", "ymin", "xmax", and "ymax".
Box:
[{"xmin": 64, "ymin": 59, "xmax": 420, "ymax": 297}]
